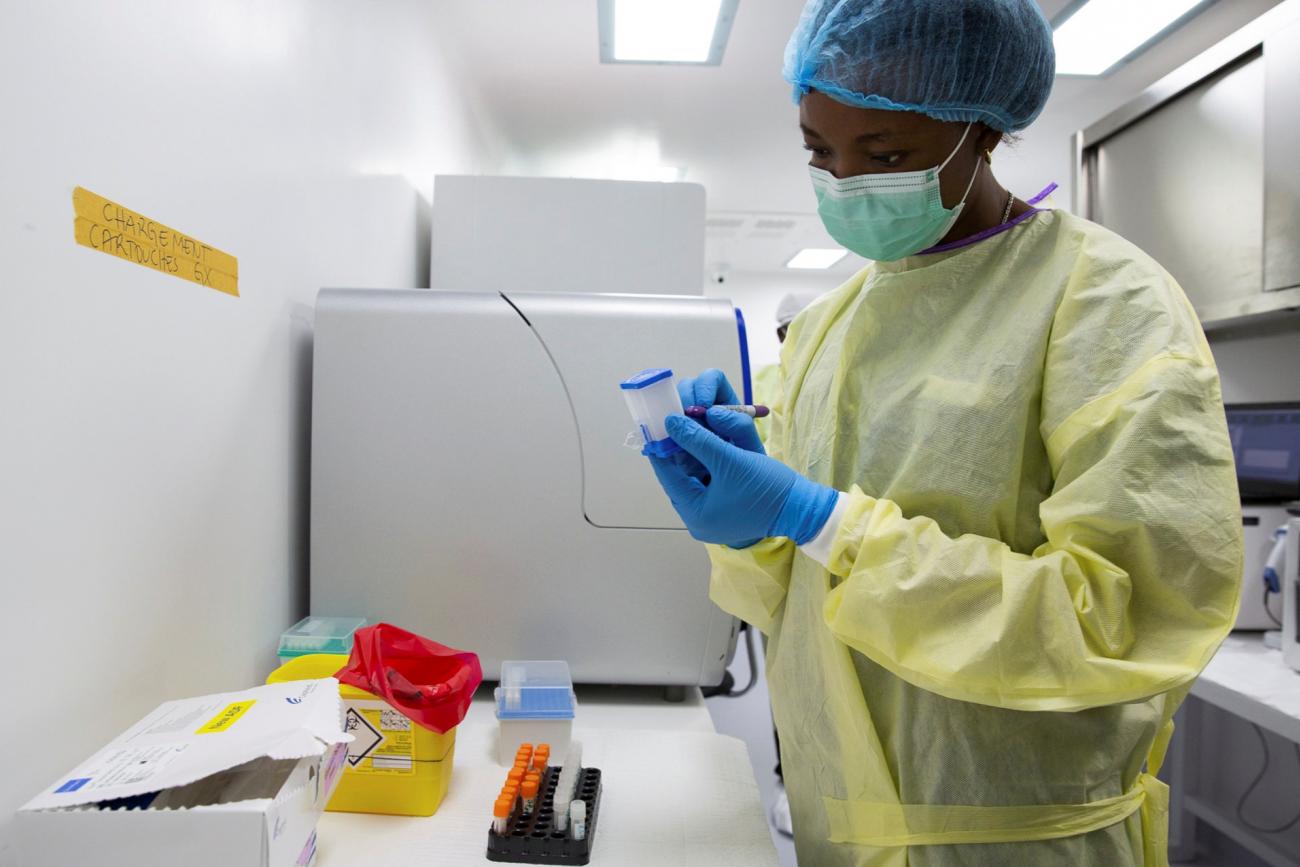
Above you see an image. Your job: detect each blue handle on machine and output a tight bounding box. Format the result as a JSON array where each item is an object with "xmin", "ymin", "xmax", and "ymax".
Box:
[{"xmin": 735, "ymin": 308, "xmax": 753, "ymax": 405}]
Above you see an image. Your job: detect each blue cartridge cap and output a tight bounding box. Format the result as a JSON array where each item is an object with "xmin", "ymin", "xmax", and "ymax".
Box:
[
  {"xmin": 620, "ymin": 368, "xmax": 674, "ymax": 390},
  {"xmin": 642, "ymin": 437, "xmax": 682, "ymax": 458}
]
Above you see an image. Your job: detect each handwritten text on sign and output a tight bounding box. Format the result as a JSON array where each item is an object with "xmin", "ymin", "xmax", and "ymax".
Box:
[{"xmin": 72, "ymin": 187, "xmax": 239, "ymax": 296}]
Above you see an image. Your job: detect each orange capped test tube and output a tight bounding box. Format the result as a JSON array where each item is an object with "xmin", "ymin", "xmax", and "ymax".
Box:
[
  {"xmin": 521, "ymin": 778, "xmax": 539, "ymax": 814},
  {"xmin": 493, "ymin": 797, "xmax": 512, "ymax": 835}
]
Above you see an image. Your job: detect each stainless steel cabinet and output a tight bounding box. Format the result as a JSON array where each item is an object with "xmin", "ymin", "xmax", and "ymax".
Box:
[
  {"xmin": 1090, "ymin": 54, "xmax": 1264, "ymax": 314},
  {"xmin": 1076, "ymin": 0, "xmax": 1300, "ymax": 328}
]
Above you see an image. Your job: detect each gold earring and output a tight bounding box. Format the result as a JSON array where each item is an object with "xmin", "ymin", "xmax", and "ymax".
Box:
[{"xmin": 984, "ymin": 149, "xmax": 994, "ymax": 165}]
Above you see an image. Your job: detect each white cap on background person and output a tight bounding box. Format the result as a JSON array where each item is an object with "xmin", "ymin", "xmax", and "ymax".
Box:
[{"xmin": 777, "ymin": 291, "xmax": 821, "ymax": 327}]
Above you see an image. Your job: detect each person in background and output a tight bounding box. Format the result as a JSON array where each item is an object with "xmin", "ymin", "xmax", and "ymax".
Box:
[
  {"xmin": 647, "ymin": 0, "xmax": 1242, "ymax": 864},
  {"xmin": 754, "ymin": 292, "xmax": 821, "ymax": 445}
]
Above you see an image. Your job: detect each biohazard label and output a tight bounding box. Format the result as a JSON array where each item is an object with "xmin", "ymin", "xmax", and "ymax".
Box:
[
  {"xmin": 342, "ymin": 700, "xmax": 416, "ymax": 775},
  {"xmin": 343, "ymin": 709, "xmax": 382, "ymax": 764}
]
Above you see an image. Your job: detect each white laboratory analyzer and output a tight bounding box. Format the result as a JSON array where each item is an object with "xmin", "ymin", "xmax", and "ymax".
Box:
[
  {"xmin": 1226, "ymin": 403, "xmax": 1300, "ymax": 630},
  {"xmin": 309, "ymin": 290, "xmax": 753, "ymax": 688},
  {"xmin": 1281, "ymin": 506, "xmax": 1300, "ymax": 671}
]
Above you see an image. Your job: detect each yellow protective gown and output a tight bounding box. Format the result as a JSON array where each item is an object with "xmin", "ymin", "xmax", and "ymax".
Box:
[
  {"xmin": 752, "ymin": 362, "xmax": 781, "ymax": 444},
  {"xmin": 708, "ymin": 209, "xmax": 1242, "ymax": 866}
]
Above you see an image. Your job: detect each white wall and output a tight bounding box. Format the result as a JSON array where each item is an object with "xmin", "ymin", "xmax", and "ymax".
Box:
[{"xmin": 0, "ymin": 3, "xmax": 486, "ymax": 861}]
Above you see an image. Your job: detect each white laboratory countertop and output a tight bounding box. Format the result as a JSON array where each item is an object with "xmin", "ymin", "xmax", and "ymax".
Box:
[
  {"xmin": 1192, "ymin": 632, "xmax": 1300, "ymax": 742},
  {"xmin": 315, "ymin": 685, "xmax": 779, "ymax": 867}
]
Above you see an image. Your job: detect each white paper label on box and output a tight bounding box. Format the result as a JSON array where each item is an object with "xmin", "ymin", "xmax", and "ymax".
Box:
[{"xmin": 53, "ymin": 745, "xmax": 189, "ymax": 795}]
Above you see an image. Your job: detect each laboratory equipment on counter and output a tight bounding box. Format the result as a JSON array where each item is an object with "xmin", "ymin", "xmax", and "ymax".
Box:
[
  {"xmin": 267, "ymin": 654, "xmax": 457, "ymax": 817},
  {"xmin": 496, "ymin": 660, "xmax": 575, "ymax": 766},
  {"xmin": 431, "ymin": 175, "xmax": 705, "ymax": 296},
  {"xmin": 1281, "ymin": 510, "xmax": 1300, "ymax": 671},
  {"xmin": 311, "ymin": 289, "xmax": 747, "ymax": 687},
  {"xmin": 277, "ymin": 615, "xmax": 366, "ymax": 663},
  {"xmin": 487, "ymin": 741, "xmax": 603, "ymax": 865},
  {"xmin": 1265, "ymin": 525, "xmax": 1289, "ymax": 593},
  {"xmin": 621, "ymin": 368, "xmax": 684, "ymax": 456},
  {"xmin": 1227, "ymin": 403, "xmax": 1300, "ymax": 629},
  {"xmin": 1243, "ymin": 505, "xmax": 1294, "ymax": 628}
]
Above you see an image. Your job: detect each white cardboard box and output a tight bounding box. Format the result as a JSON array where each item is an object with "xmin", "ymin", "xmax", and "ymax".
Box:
[{"xmin": 17, "ymin": 678, "xmax": 351, "ymax": 867}]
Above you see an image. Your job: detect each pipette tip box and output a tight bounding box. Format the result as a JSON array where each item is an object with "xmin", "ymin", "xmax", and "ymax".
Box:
[
  {"xmin": 495, "ymin": 660, "xmax": 576, "ymax": 766},
  {"xmin": 276, "ymin": 616, "xmax": 367, "ymax": 662}
]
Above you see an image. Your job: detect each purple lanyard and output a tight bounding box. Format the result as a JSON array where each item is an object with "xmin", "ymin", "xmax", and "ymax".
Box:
[{"xmin": 920, "ymin": 183, "xmax": 1058, "ymax": 256}]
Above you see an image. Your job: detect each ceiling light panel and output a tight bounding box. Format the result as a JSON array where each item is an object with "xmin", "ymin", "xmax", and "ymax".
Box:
[
  {"xmin": 598, "ymin": 0, "xmax": 739, "ymax": 66},
  {"xmin": 786, "ymin": 248, "xmax": 847, "ymax": 270},
  {"xmin": 1054, "ymin": 0, "xmax": 1209, "ymax": 76}
]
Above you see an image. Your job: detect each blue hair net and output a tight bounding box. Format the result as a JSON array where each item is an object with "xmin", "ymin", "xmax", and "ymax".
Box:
[{"xmin": 783, "ymin": 0, "xmax": 1056, "ymax": 133}]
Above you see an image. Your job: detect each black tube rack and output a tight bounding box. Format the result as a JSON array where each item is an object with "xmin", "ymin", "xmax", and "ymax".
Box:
[{"xmin": 486, "ymin": 765, "xmax": 603, "ymax": 865}]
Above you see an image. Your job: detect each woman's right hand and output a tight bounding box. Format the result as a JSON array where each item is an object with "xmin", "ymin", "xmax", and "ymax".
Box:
[{"xmin": 676, "ymin": 369, "xmax": 765, "ymax": 455}]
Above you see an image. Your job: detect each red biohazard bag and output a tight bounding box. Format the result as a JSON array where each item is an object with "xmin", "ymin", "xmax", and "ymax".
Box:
[{"xmin": 335, "ymin": 623, "xmax": 483, "ymax": 734}]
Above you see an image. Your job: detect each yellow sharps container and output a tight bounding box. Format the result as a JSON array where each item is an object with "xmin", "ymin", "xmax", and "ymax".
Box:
[{"xmin": 267, "ymin": 653, "xmax": 456, "ymax": 816}]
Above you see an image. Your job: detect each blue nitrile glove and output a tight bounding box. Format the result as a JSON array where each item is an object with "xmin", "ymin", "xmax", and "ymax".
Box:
[
  {"xmin": 677, "ymin": 369, "xmax": 764, "ymax": 454},
  {"xmin": 678, "ymin": 368, "xmax": 739, "ymax": 412},
  {"xmin": 668, "ymin": 370, "xmax": 765, "ymax": 523},
  {"xmin": 703, "ymin": 405, "xmax": 765, "ymax": 455},
  {"xmin": 649, "ymin": 415, "xmax": 838, "ymax": 547}
]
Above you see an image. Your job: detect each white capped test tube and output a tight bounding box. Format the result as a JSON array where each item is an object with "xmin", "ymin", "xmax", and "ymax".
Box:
[
  {"xmin": 570, "ymin": 800, "xmax": 587, "ymax": 841},
  {"xmin": 554, "ymin": 740, "xmax": 584, "ymax": 832},
  {"xmin": 502, "ymin": 664, "xmax": 524, "ymax": 711},
  {"xmin": 566, "ymin": 741, "xmax": 584, "ymax": 775},
  {"xmin": 554, "ymin": 771, "xmax": 573, "ymax": 833},
  {"xmin": 565, "ymin": 743, "xmax": 584, "ymax": 784}
]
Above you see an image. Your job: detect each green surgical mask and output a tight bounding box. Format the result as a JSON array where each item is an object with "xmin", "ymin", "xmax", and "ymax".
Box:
[{"xmin": 810, "ymin": 123, "xmax": 980, "ymax": 262}]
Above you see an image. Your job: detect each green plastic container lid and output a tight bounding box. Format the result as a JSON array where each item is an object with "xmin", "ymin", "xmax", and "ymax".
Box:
[{"xmin": 277, "ymin": 615, "xmax": 367, "ymax": 659}]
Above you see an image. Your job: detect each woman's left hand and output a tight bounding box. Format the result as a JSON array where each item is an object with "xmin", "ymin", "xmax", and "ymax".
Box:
[
  {"xmin": 649, "ymin": 415, "xmax": 838, "ymax": 547},
  {"xmin": 677, "ymin": 369, "xmax": 765, "ymax": 454}
]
